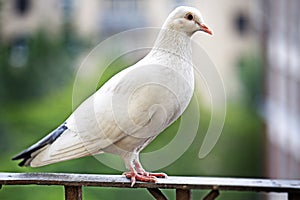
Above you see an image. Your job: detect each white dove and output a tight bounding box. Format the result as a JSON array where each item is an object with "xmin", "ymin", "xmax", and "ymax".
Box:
[{"xmin": 12, "ymin": 6, "xmax": 212, "ymax": 185}]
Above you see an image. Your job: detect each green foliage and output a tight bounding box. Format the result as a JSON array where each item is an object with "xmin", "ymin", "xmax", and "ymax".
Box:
[
  {"xmin": 0, "ymin": 33, "xmax": 74, "ymax": 103},
  {"xmin": 0, "ymin": 89, "xmax": 264, "ymax": 199},
  {"xmin": 237, "ymin": 54, "xmax": 263, "ymax": 108}
]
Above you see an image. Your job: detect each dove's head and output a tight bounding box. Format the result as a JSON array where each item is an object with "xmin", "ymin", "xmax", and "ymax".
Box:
[{"xmin": 164, "ymin": 6, "xmax": 213, "ymax": 36}]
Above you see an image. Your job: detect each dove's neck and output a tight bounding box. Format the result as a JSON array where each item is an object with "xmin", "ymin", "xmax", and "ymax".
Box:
[{"xmin": 145, "ymin": 29, "xmax": 192, "ymax": 70}]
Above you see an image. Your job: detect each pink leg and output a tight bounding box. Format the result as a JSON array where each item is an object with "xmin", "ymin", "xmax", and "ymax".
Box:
[
  {"xmin": 123, "ymin": 160, "xmax": 167, "ymax": 187},
  {"xmin": 134, "ymin": 160, "xmax": 167, "ymax": 178}
]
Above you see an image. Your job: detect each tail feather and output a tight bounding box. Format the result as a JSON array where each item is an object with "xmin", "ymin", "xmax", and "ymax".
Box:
[{"xmin": 12, "ymin": 123, "xmax": 68, "ymax": 166}]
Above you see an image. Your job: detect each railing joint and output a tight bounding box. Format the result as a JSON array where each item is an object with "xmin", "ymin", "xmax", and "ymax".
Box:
[
  {"xmin": 147, "ymin": 188, "xmax": 168, "ymax": 200},
  {"xmin": 203, "ymin": 187, "xmax": 220, "ymax": 200},
  {"xmin": 176, "ymin": 188, "xmax": 192, "ymax": 200}
]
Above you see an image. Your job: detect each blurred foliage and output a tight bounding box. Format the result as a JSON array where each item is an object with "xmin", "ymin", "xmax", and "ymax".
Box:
[
  {"xmin": 237, "ymin": 53, "xmax": 263, "ymax": 108},
  {"xmin": 0, "ymin": 32, "xmax": 264, "ymax": 200},
  {"xmin": 0, "ymin": 33, "xmax": 76, "ymax": 103},
  {"xmin": 0, "ymin": 89, "xmax": 264, "ymax": 199}
]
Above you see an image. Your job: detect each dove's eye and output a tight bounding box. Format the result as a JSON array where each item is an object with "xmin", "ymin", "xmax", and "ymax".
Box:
[{"xmin": 186, "ymin": 13, "xmax": 194, "ymax": 21}]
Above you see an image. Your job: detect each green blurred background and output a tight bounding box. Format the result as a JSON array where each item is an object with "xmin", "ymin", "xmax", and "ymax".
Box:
[{"xmin": 0, "ymin": 0, "xmax": 273, "ymax": 199}]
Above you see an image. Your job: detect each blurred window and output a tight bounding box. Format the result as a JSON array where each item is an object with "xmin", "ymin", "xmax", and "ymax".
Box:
[
  {"xmin": 14, "ymin": 0, "xmax": 31, "ymax": 15},
  {"xmin": 234, "ymin": 12, "xmax": 249, "ymax": 35},
  {"xmin": 110, "ymin": 0, "xmax": 137, "ymax": 12},
  {"xmin": 101, "ymin": 0, "xmax": 146, "ymax": 35}
]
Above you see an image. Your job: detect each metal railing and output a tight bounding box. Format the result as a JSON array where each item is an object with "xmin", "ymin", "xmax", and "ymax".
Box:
[{"xmin": 0, "ymin": 172, "xmax": 300, "ymax": 200}]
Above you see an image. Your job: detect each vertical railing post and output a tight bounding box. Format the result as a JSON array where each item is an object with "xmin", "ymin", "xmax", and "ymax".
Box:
[
  {"xmin": 64, "ymin": 185, "xmax": 82, "ymax": 200},
  {"xmin": 176, "ymin": 189, "xmax": 191, "ymax": 200}
]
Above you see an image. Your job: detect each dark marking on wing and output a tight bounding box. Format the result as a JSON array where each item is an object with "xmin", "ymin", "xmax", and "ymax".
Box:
[{"xmin": 12, "ymin": 122, "xmax": 68, "ymax": 166}]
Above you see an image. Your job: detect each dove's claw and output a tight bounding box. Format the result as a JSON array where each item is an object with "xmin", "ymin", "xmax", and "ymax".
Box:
[
  {"xmin": 137, "ymin": 170, "xmax": 168, "ymax": 178},
  {"xmin": 133, "ymin": 161, "xmax": 168, "ymax": 179},
  {"xmin": 148, "ymin": 172, "xmax": 168, "ymax": 178},
  {"xmin": 123, "ymin": 158, "xmax": 167, "ymax": 186},
  {"xmin": 123, "ymin": 171, "xmax": 160, "ymax": 186}
]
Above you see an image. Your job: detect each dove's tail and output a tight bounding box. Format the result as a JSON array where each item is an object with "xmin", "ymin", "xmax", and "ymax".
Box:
[{"xmin": 12, "ymin": 123, "xmax": 68, "ymax": 167}]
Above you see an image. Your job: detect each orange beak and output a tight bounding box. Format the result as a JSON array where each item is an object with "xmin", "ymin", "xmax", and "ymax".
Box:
[{"xmin": 199, "ymin": 23, "xmax": 213, "ymax": 35}]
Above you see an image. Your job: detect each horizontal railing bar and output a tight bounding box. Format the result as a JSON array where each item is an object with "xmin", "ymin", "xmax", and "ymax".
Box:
[{"xmin": 0, "ymin": 173, "xmax": 299, "ymax": 194}]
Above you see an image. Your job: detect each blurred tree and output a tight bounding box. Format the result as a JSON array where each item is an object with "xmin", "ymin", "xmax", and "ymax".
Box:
[
  {"xmin": 0, "ymin": 33, "xmax": 74, "ymax": 104},
  {"xmin": 237, "ymin": 54, "xmax": 263, "ymax": 108}
]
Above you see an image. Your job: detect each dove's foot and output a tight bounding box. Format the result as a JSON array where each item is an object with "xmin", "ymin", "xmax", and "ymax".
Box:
[
  {"xmin": 123, "ymin": 170, "xmax": 167, "ymax": 187},
  {"xmin": 123, "ymin": 158, "xmax": 167, "ymax": 186},
  {"xmin": 134, "ymin": 160, "xmax": 168, "ymax": 179}
]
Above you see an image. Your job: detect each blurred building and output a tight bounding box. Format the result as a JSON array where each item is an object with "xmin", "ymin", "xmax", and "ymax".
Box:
[
  {"xmin": 0, "ymin": 0, "xmax": 173, "ymax": 41},
  {"xmin": 261, "ymin": 0, "xmax": 300, "ymax": 199},
  {"xmin": 262, "ymin": 0, "xmax": 300, "ymax": 179},
  {"xmin": 0, "ymin": 0, "xmax": 64, "ymax": 41},
  {"xmin": 192, "ymin": 0, "xmax": 258, "ymax": 100},
  {"xmin": 0, "ymin": 0, "xmax": 258, "ymax": 100}
]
